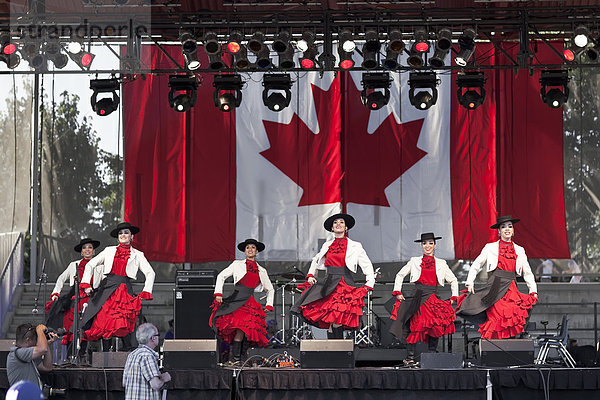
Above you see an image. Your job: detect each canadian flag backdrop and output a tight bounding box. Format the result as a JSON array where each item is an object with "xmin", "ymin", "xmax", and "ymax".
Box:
[{"xmin": 123, "ymin": 42, "xmax": 570, "ymax": 263}]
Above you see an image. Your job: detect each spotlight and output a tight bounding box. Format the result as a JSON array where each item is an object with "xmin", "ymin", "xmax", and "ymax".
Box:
[
  {"xmin": 456, "ymin": 71, "xmax": 486, "ymax": 110},
  {"xmin": 455, "ymin": 28, "xmax": 476, "ymax": 67},
  {"xmin": 360, "ymin": 72, "xmax": 391, "ymax": 110},
  {"xmin": 584, "ymin": 45, "xmax": 599, "ymax": 62},
  {"xmin": 361, "ymin": 30, "xmax": 381, "ymax": 69},
  {"xmin": 573, "ymin": 25, "xmax": 590, "ymax": 48},
  {"xmin": 90, "ymin": 78, "xmax": 120, "ymax": 116},
  {"xmin": 180, "ymin": 31, "xmax": 200, "ymax": 70},
  {"xmin": 256, "ymin": 47, "xmax": 272, "ymax": 70},
  {"xmin": 337, "ymin": 30, "xmax": 355, "ymax": 69},
  {"xmin": 30, "ymin": 53, "xmax": 47, "ymax": 71},
  {"xmin": 248, "ymin": 31, "xmax": 266, "ymax": 54},
  {"xmin": 168, "ymin": 75, "xmax": 198, "ymax": 112},
  {"xmin": 413, "ymin": 28, "xmax": 430, "ymax": 53},
  {"xmin": 233, "ymin": 45, "xmax": 250, "ymax": 69},
  {"xmin": 0, "ymin": 30, "xmax": 17, "ymax": 56},
  {"xmin": 272, "ymin": 31, "xmax": 291, "ymax": 53},
  {"xmin": 278, "ymin": 45, "xmax": 295, "ymax": 70},
  {"xmin": 382, "ymin": 30, "xmax": 403, "ymax": 70},
  {"xmin": 69, "ymin": 50, "xmax": 94, "ymax": 69},
  {"xmin": 262, "ymin": 74, "xmax": 293, "ymax": 112},
  {"xmin": 204, "ymin": 32, "xmax": 221, "ymax": 55},
  {"xmin": 540, "ymin": 70, "xmax": 570, "ymax": 108},
  {"xmin": 429, "ymin": 28, "xmax": 452, "ymax": 68},
  {"xmin": 227, "ymin": 31, "xmax": 243, "ymax": 54},
  {"xmin": 298, "ymin": 31, "xmax": 318, "ymax": 69},
  {"xmin": 44, "ymin": 40, "xmax": 68, "ymax": 69},
  {"xmin": 562, "ymin": 46, "xmax": 578, "ymax": 62},
  {"xmin": 407, "ymin": 48, "xmax": 424, "ymax": 67},
  {"xmin": 0, "ymin": 53, "xmax": 20, "ymax": 69},
  {"xmin": 213, "ymin": 74, "xmax": 244, "ymax": 112},
  {"xmin": 67, "ymin": 40, "xmax": 82, "ymax": 54},
  {"xmin": 208, "ymin": 53, "xmax": 225, "ymax": 70},
  {"xmin": 408, "ymin": 72, "xmax": 439, "ymax": 110}
]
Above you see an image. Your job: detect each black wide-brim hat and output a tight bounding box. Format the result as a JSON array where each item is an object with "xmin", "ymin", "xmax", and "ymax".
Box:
[
  {"xmin": 490, "ymin": 215, "xmax": 520, "ymax": 229},
  {"xmin": 237, "ymin": 238, "xmax": 265, "ymax": 252},
  {"xmin": 110, "ymin": 222, "xmax": 140, "ymax": 238},
  {"xmin": 414, "ymin": 232, "xmax": 442, "ymax": 243},
  {"xmin": 74, "ymin": 237, "xmax": 101, "ymax": 252},
  {"xmin": 324, "ymin": 213, "xmax": 356, "ymax": 232}
]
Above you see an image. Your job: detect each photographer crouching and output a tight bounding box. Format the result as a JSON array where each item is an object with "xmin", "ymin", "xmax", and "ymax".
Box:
[{"xmin": 6, "ymin": 323, "xmax": 60, "ymax": 391}]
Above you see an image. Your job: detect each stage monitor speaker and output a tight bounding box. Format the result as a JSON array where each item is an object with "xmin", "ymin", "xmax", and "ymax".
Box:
[
  {"xmin": 479, "ymin": 339, "xmax": 534, "ymax": 367},
  {"xmin": 0, "ymin": 339, "xmax": 14, "ymax": 368},
  {"xmin": 92, "ymin": 351, "xmax": 130, "ymax": 368},
  {"xmin": 300, "ymin": 339, "xmax": 354, "ymax": 368},
  {"xmin": 176, "ymin": 270, "xmax": 217, "ymax": 287},
  {"xmin": 163, "ymin": 339, "xmax": 217, "ymax": 369},
  {"xmin": 174, "ymin": 287, "xmax": 215, "ymax": 339},
  {"xmin": 420, "ymin": 352, "xmax": 464, "ymax": 369}
]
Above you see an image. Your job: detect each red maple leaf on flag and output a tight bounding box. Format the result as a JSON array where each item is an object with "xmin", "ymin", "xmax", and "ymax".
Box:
[{"xmin": 260, "ymin": 73, "xmax": 427, "ymax": 207}]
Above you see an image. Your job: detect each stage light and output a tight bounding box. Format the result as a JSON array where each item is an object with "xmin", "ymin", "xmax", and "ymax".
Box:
[
  {"xmin": 382, "ymin": 30, "xmax": 404, "ymax": 70},
  {"xmin": 248, "ymin": 31, "xmax": 266, "ymax": 54},
  {"xmin": 360, "ymin": 72, "xmax": 391, "ymax": 110},
  {"xmin": 585, "ymin": 45, "xmax": 599, "ymax": 62},
  {"xmin": 298, "ymin": 31, "xmax": 318, "ymax": 69},
  {"xmin": 44, "ymin": 40, "xmax": 68, "ymax": 69},
  {"xmin": 227, "ymin": 31, "xmax": 243, "ymax": 54},
  {"xmin": 337, "ymin": 30, "xmax": 355, "ymax": 69},
  {"xmin": 204, "ymin": 32, "xmax": 220, "ymax": 55},
  {"xmin": 540, "ymin": 70, "xmax": 570, "ymax": 108},
  {"xmin": 408, "ymin": 72, "xmax": 439, "ymax": 110},
  {"xmin": 90, "ymin": 78, "xmax": 120, "ymax": 116},
  {"xmin": 262, "ymin": 73, "xmax": 293, "ymax": 112},
  {"xmin": 66, "ymin": 40, "xmax": 94, "ymax": 70},
  {"xmin": 563, "ymin": 46, "xmax": 577, "ymax": 62},
  {"xmin": 168, "ymin": 75, "xmax": 198, "ymax": 112},
  {"xmin": 429, "ymin": 28, "xmax": 452, "ymax": 68},
  {"xmin": 180, "ymin": 31, "xmax": 200, "ymax": 70},
  {"xmin": 0, "ymin": 31, "xmax": 16, "ymax": 55},
  {"xmin": 0, "ymin": 53, "xmax": 20, "ymax": 69},
  {"xmin": 233, "ymin": 45, "xmax": 250, "ymax": 69},
  {"xmin": 573, "ymin": 25, "xmax": 590, "ymax": 48},
  {"xmin": 30, "ymin": 54, "xmax": 47, "ymax": 70},
  {"xmin": 272, "ymin": 31, "xmax": 291, "ymax": 53},
  {"xmin": 455, "ymin": 28, "xmax": 476, "ymax": 67},
  {"xmin": 339, "ymin": 30, "xmax": 356, "ymax": 52},
  {"xmin": 361, "ymin": 30, "xmax": 381, "ymax": 69},
  {"xmin": 256, "ymin": 47, "xmax": 272, "ymax": 69},
  {"xmin": 278, "ymin": 45, "xmax": 295, "ymax": 70},
  {"xmin": 413, "ymin": 28, "xmax": 429, "ymax": 53},
  {"xmin": 456, "ymin": 71, "xmax": 486, "ymax": 110},
  {"xmin": 407, "ymin": 48, "xmax": 424, "ymax": 67},
  {"xmin": 213, "ymin": 74, "xmax": 244, "ymax": 112}
]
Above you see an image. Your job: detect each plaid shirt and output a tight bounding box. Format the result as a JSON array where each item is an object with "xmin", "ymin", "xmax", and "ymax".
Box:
[{"xmin": 123, "ymin": 345, "xmax": 161, "ymax": 400}]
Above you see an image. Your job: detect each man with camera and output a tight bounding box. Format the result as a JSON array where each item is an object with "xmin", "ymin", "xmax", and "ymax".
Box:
[
  {"xmin": 6, "ymin": 323, "xmax": 59, "ymax": 389},
  {"xmin": 123, "ymin": 323, "xmax": 171, "ymax": 400}
]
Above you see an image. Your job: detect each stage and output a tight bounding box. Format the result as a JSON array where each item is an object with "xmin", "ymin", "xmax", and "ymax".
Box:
[{"xmin": 2, "ymin": 365, "xmax": 600, "ymax": 400}]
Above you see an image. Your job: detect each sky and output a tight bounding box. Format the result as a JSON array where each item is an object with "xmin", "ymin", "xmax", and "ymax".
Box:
[{"xmin": 0, "ymin": 45, "xmax": 121, "ymax": 155}]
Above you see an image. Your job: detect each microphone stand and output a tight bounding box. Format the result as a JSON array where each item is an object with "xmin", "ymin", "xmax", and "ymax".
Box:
[
  {"xmin": 32, "ymin": 259, "xmax": 47, "ymax": 316},
  {"xmin": 70, "ymin": 264, "xmax": 81, "ymax": 364}
]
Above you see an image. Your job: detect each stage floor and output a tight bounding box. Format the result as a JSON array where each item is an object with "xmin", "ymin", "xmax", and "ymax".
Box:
[{"xmin": 2, "ymin": 365, "xmax": 600, "ymax": 400}]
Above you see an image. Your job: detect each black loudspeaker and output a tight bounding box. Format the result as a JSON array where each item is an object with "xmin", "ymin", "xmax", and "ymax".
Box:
[
  {"xmin": 420, "ymin": 352, "xmax": 464, "ymax": 369},
  {"xmin": 479, "ymin": 339, "xmax": 534, "ymax": 367},
  {"xmin": 163, "ymin": 339, "xmax": 217, "ymax": 369},
  {"xmin": 91, "ymin": 352, "xmax": 130, "ymax": 368},
  {"xmin": 174, "ymin": 288, "xmax": 215, "ymax": 339},
  {"xmin": 300, "ymin": 339, "xmax": 354, "ymax": 368},
  {"xmin": 176, "ymin": 270, "xmax": 217, "ymax": 287}
]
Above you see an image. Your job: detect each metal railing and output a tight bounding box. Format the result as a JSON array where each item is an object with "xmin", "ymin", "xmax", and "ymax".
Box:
[{"xmin": 0, "ymin": 232, "xmax": 24, "ymax": 338}]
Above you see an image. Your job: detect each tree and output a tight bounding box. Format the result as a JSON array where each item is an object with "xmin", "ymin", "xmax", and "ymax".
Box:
[
  {"xmin": 40, "ymin": 90, "xmax": 123, "ymax": 278},
  {"xmin": 563, "ymin": 67, "xmax": 600, "ymax": 275}
]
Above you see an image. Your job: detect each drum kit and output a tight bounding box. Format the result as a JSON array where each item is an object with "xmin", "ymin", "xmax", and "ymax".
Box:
[{"xmin": 267, "ymin": 267, "xmax": 382, "ymax": 346}]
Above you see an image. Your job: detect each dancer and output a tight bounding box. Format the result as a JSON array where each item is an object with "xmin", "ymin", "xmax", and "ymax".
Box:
[
  {"xmin": 291, "ymin": 213, "xmax": 375, "ymax": 339},
  {"xmin": 457, "ymin": 215, "xmax": 538, "ymax": 339},
  {"xmin": 46, "ymin": 238, "xmax": 100, "ymax": 356},
  {"xmin": 389, "ymin": 232, "xmax": 458, "ymax": 366},
  {"xmin": 80, "ymin": 222, "xmax": 155, "ymax": 350},
  {"xmin": 210, "ymin": 239, "xmax": 274, "ymax": 365}
]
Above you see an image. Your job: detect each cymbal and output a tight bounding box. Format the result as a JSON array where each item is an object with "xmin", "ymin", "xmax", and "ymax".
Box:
[{"xmin": 280, "ymin": 271, "xmax": 305, "ymax": 280}]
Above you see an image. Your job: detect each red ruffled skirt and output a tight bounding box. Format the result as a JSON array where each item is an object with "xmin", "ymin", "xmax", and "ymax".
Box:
[
  {"xmin": 84, "ymin": 284, "xmax": 141, "ymax": 341},
  {"xmin": 479, "ymin": 281, "xmax": 537, "ymax": 339},
  {"xmin": 300, "ymin": 278, "xmax": 367, "ymax": 329},
  {"xmin": 405, "ymin": 294, "xmax": 456, "ymax": 343},
  {"xmin": 213, "ymin": 296, "xmax": 268, "ymax": 346}
]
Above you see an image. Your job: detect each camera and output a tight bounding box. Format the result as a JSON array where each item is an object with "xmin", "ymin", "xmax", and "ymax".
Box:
[
  {"xmin": 42, "ymin": 384, "xmax": 66, "ymax": 399},
  {"xmin": 44, "ymin": 327, "xmax": 67, "ymax": 339}
]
